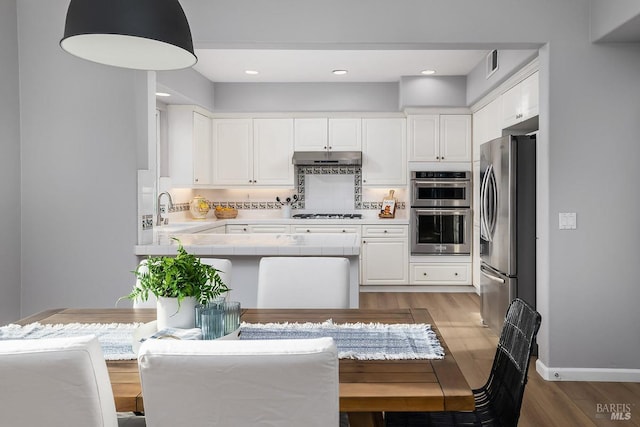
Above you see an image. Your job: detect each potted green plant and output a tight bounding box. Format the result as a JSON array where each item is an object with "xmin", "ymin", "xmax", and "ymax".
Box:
[{"xmin": 125, "ymin": 239, "xmax": 229, "ymax": 329}]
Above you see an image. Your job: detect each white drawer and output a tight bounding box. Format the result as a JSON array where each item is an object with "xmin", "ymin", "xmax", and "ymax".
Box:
[
  {"xmin": 362, "ymin": 224, "xmax": 408, "ymax": 238},
  {"xmin": 292, "ymin": 225, "xmax": 361, "ymax": 234},
  {"xmin": 226, "ymin": 224, "xmax": 291, "ymax": 233},
  {"xmin": 250, "ymin": 225, "xmax": 291, "ymax": 233},
  {"xmin": 410, "ymin": 263, "xmax": 470, "ymax": 285},
  {"xmin": 226, "ymin": 224, "xmax": 250, "ymax": 233}
]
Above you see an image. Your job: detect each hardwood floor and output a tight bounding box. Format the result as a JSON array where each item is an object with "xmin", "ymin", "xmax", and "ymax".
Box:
[{"xmin": 360, "ymin": 292, "xmax": 640, "ymax": 427}]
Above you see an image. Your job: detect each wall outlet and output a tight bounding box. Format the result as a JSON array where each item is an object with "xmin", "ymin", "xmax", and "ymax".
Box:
[
  {"xmin": 141, "ymin": 215, "xmax": 153, "ymax": 230},
  {"xmin": 559, "ymin": 212, "xmax": 577, "ymax": 230}
]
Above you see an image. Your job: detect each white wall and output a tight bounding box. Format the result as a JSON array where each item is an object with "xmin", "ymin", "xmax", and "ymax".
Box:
[
  {"xmin": 16, "ymin": 0, "xmax": 146, "ymax": 314},
  {"xmin": 178, "ymin": 0, "xmax": 640, "ymax": 377},
  {"xmin": 466, "ymin": 49, "xmax": 538, "ymax": 105},
  {"xmin": 7, "ymin": 0, "xmax": 640, "ymax": 379},
  {"xmin": 157, "ymin": 68, "xmax": 215, "ymax": 111},
  {"xmin": 212, "ymin": 82, "xmax": 399, "ymax": 112},
  {"xmin": 590, "ymin": 0, "xmax": 640, "ymax": 42},
  {"xmin": 399, "ymin": 76, "xmax": 466, "ymax": 107},
  {"xmin": 0, "ymin": 0, "xmax": 21, "ymax": 325}
]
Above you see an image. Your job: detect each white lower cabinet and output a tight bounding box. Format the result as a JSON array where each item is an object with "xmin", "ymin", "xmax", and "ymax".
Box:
[
  {"xmin": 361, "ymin": 225, "xmax": 408, "ymax": 285},
  {"xmin": 292, "ymin": 225, "xmax": 361, "ymax": 234},
  {"xmin": 196, "ymin": 225, "xmax": 226, "ymax": 234},
  {"xmin": 226, "ymin": 224, "xmax": 291, "ymax": 234},
  {"xmin": 409, "ymin": 263, "xmax": 471, "ymax": 285}
]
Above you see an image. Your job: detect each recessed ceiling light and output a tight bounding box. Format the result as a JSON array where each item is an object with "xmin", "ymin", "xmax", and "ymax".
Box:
[
  {"xmin": 155, "ymin": 92, "xmax": 171, "ymax": 97},
  {"xmin": 332, "ymin": 69, "xmax": 348, "ymax": 75},
  {"xmin": 245, "ymin": 70, "xmax": 259, "ymax": 75},
  {"xmin": 421, "ymin": 69, "xmax": 436, "ymax": 75}
]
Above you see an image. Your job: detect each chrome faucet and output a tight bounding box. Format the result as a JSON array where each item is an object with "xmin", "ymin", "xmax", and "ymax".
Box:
[{"xmin": 156, "ymin": 192, "xmax": 174, "ymax": 226}]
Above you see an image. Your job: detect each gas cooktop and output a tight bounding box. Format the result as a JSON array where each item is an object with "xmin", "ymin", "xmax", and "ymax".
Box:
[{"xmin": 292, "ymin": 213, "xmax": 363, "ymax": 219}]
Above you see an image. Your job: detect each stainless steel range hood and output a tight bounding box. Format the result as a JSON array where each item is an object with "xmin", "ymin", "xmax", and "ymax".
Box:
[{"xmin": 292, "ymin": 151, "xmax": 362, "ymax": 166}]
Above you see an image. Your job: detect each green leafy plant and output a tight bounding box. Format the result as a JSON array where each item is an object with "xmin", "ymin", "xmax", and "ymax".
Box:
[{"xmin": 125, "ymin": 239, "xmax": 229, "ymax": 305}]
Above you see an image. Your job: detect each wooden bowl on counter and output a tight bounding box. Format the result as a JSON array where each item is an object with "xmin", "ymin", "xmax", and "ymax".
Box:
[{"xmin": 214, "ymin": 207, "xmax": 238, "ymax": 219}]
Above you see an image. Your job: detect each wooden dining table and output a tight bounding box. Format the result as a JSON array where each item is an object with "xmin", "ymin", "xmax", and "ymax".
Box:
[{"xmin": 15, "ymin": 307, "xmax": 474, "ymax": 427}]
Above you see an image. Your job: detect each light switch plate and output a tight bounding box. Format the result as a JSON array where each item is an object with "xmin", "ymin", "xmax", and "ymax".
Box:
[{"xmin": 559, "ymin": 212, "xmax": 577, "ymax": 230}]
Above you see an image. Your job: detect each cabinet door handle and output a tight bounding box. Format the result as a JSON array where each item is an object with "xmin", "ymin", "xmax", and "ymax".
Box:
[
  {"xmin": 363, "ymin": 240, "xmax": 366, "ymax": 244},
  {"xmin": 306, "ymin": 229, "xmax": 310, "ymax": 233},
  {"xmin": 243, "ymin": 228, "xmax": 247, "ymax": 232},
  {"xmin": 194, "ymin": 178, "xmax": 199, "ymax": 182},
  {"xmin": 454, "ymin": 272, "xmax": 459, "ymax": 276},
  {"xmin": 342, "ymin": 229, "xmax": 346, "ymax": 233},
  {"xmin": 383, "ymin": 230, "xmax": 388, "ymax": 233},
  {"xmin": 423, "ymin": 272, "xmax": 428, "ymax": 276},
  {"xmin": 323, "ymin": 146, "xmax": 327, "ymax": 149}
]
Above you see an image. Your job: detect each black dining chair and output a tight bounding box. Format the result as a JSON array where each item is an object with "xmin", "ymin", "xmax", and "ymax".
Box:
[{"xmin": 385, "ymin": 298, "xmax": 542, "ymax": 427}]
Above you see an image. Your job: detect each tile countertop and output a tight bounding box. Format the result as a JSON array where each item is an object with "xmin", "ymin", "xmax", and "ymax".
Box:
[
  {"xmin": 152, "ymin": 210, "xmax": 410, "ymax": 233},
  {"xmin": 137, "ymin": 211, "xmax": 408, "ymax": 256},
  {"xmin": 135, "ymin": 232, "xmax": 361, "ymax": 257}
]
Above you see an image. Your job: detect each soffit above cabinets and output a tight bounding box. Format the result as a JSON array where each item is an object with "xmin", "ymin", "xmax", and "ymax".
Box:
[{"xmin": 192, "ymin": 49, "xmax": 489, "ymax": 83}]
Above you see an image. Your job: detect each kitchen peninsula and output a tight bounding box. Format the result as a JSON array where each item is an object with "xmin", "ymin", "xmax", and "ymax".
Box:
[{"xmin": 135, "ymin": 228, "xmax": 362, "ymax": 308}]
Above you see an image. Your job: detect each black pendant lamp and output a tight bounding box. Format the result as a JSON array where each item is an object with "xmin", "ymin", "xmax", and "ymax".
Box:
[{"xmin": 60, "ymin": 0, "xmax": 197, "ymax": 70}]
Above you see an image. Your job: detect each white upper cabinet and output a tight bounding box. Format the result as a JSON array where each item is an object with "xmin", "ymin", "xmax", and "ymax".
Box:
[
  {"xmin": 293, "ymin": 118, "xmax": 328, "ymax": 151},
  {"xmin": 502, "ymin": 71, "xmax": 539, "ymax": 128},
  {"xmin": 472, "ymin": 98, "xmax": 502, "ymax": 162},
  {"xmin": 362, "ymin": 118, "xmax": 407, "ymax": 186},
  {"xmin": 253, "ymin": 118, "xmax": 294, "ymax": 186},
  {"xmin": 294, "ymin": 118, "xmax": 361, "ymax": 151},
  {"xmin": 408, "ymin": 114, "xmax": 471, "ymax": 162},
  {"xmin": 328, "ymin": 118, "xmax": 362, "ymax": 151},
  {"xmin": 168, "ymin": 106, "xmax": 213, "ymax": 187},
  {"xmin": 212, "ymin": 118, "xmax": 253, "ymax": 185},
  {"xmin": 212, "ymin": 118, "xmax": 294, "ymax": 187},
  {"xmin": 407, "ymin": 115, "xmax": 439, "ymax": 161},
  {"xmin": 192, "ymin": 112, "xmax": 212, "ymax": 185},
  {"xmin": 439, "ymin": 115, "xmax": 472, "ymax": 162}
]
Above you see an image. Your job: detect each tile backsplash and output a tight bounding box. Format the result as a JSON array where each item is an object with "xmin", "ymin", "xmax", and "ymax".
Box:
[
  {"xmin": 304, "ymin": 174, "xmax": 356, "ymax": 212},
  {"xmin": 296, "ymin": 165, "xmax": 362, "ymax": 210},
  {"xmin": 165, "ymin": 165, "xmax": 406, "ymax": 214}
]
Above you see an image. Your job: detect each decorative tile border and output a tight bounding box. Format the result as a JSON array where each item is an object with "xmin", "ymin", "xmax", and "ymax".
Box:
[
  {"xmin": 167, "ymin": 165, "xmax": 405, "ymax": 214},
  {"xmin": 295, "ymin": 165, "xmax": 362, "ymax": 210},
  {"xmin": 169, "ymin": 200, "xmax": 405, "ymax": 213}
]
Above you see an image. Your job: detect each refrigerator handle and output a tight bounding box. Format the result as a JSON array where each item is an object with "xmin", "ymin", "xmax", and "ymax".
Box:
[
  {"xmin": 481, "ymin": 265, "xmax": 505, "ymax": 283},
  {"xmin": 480, "ymin": 164, "xmax": 493, "ymax": 241},
  {"xmin": 487, "ymin": 165, "xmax": 498, "ymax": 237}
]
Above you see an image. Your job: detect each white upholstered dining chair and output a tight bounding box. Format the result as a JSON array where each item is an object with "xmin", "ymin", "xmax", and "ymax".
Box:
[
  {"xmin": 138, "ymin": 337, "xmax": 339, "ymax": 427},
  {"xmin": 0, "ymin": 335, "xmax": 145, "ymax": 427},
  {"xmin": 132, "ymin": 258, "xmax": 232, "ymax": 308},
  {"xmin": 257, "ymin": 256, "xmax": 350, "ymax": 308}
]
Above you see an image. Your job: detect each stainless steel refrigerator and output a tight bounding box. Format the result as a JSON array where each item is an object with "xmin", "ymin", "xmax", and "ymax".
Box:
[{"xmin": 479, "ymin": 135, "xmax": 536, "ymax": 335}]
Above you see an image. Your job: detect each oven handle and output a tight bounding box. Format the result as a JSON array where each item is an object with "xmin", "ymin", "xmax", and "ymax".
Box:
[
  {"xmin": 412, "ymin": 208, "xmax": 472, "ymax": 215},
  {"xmin": 411, "ymin": 180, "xmax": 470, "ymax": 186}
]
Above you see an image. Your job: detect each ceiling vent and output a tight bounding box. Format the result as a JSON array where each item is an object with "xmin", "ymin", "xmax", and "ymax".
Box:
[{"xmin": 486, "ymin": 50, "xmax": 499, "ymax": 78}]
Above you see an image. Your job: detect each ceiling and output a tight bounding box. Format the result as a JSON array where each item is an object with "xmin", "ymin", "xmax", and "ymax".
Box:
[{"xmin": 191, "ymin": 49, "xmax": 490, "ymax": 83}]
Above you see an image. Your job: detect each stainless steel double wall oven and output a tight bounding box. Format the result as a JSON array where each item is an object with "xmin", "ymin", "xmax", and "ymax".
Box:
[{"xmin": 410, "ymin": 171, "xmax": 472, "ymax": 255}]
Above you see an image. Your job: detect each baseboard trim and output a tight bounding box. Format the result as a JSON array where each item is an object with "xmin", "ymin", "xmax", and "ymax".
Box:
[
  {"xmin": 536, "ymin": 359, "xmax": 640, "ymax": 382},
  {"xmin": 360, "ymin": 285, "xmax": 476, "ymax": 293}
]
